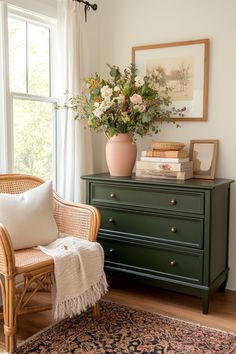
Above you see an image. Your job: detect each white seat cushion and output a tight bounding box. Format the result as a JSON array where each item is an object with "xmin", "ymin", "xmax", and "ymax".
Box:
[{"xmin": 0, "ymin": 181, "xmax": 58, "ymax": 250}]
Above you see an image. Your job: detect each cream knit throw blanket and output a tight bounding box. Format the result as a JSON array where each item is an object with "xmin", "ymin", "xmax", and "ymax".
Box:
[{"xmin": 39, "ymin": 235, "xmax": 108, "ymax": 321}]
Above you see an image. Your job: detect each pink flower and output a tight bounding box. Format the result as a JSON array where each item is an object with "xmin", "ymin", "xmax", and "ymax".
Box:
[{"xmin": 130, "ymin": 93, "xmax": 142, "ymax": 105}]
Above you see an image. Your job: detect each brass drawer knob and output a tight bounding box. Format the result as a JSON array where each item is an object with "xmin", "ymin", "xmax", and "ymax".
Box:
[
  {"xmin": 109, "ymin": 218, "xmax": 114, "ymax": 223},
  {"xmin": 110, "ymin": 193, "xmax": 116, "ymax": 198},
  {"xmin": 170, "ymin": 260, "xmax": 176, "ymax": 267},
  {"xmin": 171, "ymin": 227, "xmax": 177, "ymax": 233},
  {"xmin": 170, "ymin": 199, "xmax": 177, "ymax": 206},
  {"xmin": 109, "ymin": 248, "xmax": 115, "ymax": 254}
]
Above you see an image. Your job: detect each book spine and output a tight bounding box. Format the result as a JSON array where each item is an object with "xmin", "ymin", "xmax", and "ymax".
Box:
[
  {"xmin": 141, "ymin": 150, "xmax": 188, "ymax": 158},
  {"xmin": 136, "ymin": 161, "xmax": 193, "ymax": 172},
  {"xmin": 136, "ymin": 169, "xmax": 193, "ymax": 180},
  {"xmin": 140, "ymin": 157, "xmax": 190, "ymax": 163}
]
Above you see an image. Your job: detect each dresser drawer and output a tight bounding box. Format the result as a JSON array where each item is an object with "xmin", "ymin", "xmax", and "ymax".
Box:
[
  {"xmin": 84, "ymin": 174, "xmax": 233, "ymax": 314},
  {"xmin": 101, "ymin": 238, "xmax": 203, "ymax": 284},
  {"xmin": 100, "ymin": 208, "xmax": 203, "ymax": 248},
  {"xmin": 91, "ymin": 183, "xmax": 204, "ymax": 215}
]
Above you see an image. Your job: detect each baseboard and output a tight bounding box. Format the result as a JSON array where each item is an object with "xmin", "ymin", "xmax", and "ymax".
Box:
[{"xmin": 226, "ymin": 265, "xmax": 236, "ymax": 291}]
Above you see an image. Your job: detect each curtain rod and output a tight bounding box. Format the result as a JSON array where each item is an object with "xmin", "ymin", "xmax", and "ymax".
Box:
[{"xmin": 73, "ymin": 0, "xmax": 98, "ymax": 22}]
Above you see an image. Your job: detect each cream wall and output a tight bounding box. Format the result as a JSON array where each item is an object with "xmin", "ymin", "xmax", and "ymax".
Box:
[
  {"xmin": 92, "ymin": 0, "xmax": 236, "ymax": 290},
  {"xmin": 7, "ymin": 0, "xmax": 236, "ymax": 290}
]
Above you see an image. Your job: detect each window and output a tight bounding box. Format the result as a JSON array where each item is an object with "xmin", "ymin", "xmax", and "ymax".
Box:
[{"xmin": 7, "ymin": 9, "xmax": 57, "ymax": 181}]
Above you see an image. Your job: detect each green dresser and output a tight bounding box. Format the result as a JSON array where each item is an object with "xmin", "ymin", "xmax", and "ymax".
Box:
[{"xmin": 82, "ymin": 173, "xmax": 234, "ymax": 314}]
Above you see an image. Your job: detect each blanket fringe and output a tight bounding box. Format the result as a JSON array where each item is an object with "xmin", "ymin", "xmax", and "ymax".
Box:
[{"xmin": 54, "ymin": 273, "xmax": 108, "ymax": 321}]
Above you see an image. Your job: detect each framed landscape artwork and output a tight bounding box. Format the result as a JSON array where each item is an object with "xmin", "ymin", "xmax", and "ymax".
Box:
[
  {"xmin": 132, "ymin": 39, "xmax": 209, "ymax": 121},
  {"xmin": 189, "ymin": 140, "xmax": 218, "ymax": 179}
]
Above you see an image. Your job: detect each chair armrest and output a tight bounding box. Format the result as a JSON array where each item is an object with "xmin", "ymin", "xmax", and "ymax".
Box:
[
  {"xmin": 0, "ymin": 223, "xmax": 15, "ymax": 276},
  {"xmin": 53, "ymin": 193, "xmax": 101, "ymax": 242}
]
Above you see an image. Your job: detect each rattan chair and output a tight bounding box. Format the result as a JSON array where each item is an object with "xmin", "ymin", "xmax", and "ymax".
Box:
[{"xmin": 0, "ymin": 174, "xmax": 101, "ymax": 353}]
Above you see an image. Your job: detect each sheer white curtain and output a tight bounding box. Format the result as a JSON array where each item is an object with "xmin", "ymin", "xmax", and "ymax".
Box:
[
  {"xmin": 56, "ymin": 0, "xmax": 94, "ymax": 203},
  {"xmin": 0, "ymin": 0, "xmax": 11, "ymax": 173}
]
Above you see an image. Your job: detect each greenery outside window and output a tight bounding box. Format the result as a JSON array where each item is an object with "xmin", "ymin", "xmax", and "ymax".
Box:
[{"xmin": 8, "ymin": 9, "xmax": 57, "ymax": 181}]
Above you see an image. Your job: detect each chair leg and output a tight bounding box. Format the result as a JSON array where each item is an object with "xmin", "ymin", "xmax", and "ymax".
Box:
[
  {"xmin": 92, "ymin": 302, "xmax": 100, "ymax": 319},
  {"xmin": 4, "ymin": 277, "xmax": 16, "ymax": 353}
]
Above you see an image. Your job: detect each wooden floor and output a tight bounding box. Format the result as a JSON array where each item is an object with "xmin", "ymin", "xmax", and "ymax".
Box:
[{"xmin": 0, "ymin": 275, "xmax": 236, "ymax": 352}]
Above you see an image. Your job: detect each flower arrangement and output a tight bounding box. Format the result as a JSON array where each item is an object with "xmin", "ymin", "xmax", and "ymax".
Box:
[{"xmin": 64, "ymin": 64, "xmax": 185, "ymax": 140}]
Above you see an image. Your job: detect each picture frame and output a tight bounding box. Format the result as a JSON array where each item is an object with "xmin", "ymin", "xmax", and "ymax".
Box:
[
  {"xmin": 132, "ymin": 39, "xmax": 209, "ymax": 121},
  {"xmin": 189, "ymin": 140, "xmax": 218, "ymax": 179}
]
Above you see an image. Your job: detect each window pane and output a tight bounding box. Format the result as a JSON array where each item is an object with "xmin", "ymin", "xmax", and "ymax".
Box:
[
  {"xmin": 13, "ymin": 99, "xmax": 54, "ymax": 180},
  {"xmin": 28, "ymin": 23, "xmax": 50, "ymax": 96},
  {"xmin": 8, "ymin": 17, "xmax": 26, "ymax": 93}
]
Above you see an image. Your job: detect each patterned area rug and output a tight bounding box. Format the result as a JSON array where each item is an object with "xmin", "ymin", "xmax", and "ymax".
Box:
[{"xmin": 16, "ymin": 301, "xmax": 236, "ymax": 354}]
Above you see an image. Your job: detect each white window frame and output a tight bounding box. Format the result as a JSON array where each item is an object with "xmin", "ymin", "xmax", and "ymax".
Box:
[
  {"xmin": 7, "ymin": 5, "xmax": 59, "ymax": 185},
  {"xmin": 0, "ymin": 0, "xmax": 11, "ymax": 172}
]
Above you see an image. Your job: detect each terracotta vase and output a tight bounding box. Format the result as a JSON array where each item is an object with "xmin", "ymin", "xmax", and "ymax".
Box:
[{"xmin": 106, "ymin": 133, "xmax": 137, "ymax": 177}]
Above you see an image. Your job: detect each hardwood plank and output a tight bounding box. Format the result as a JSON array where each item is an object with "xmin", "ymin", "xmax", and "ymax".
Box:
[{"xmin": 105, "ymin": 276, "xmax": 236, "ymax": 334}]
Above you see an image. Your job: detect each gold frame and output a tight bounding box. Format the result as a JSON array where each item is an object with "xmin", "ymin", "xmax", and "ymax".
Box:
[
  {"xmin": 132, "ymin": 39, "xmax": 209, "ymax": 121},
  {"xmin": 189, "ymin": 139, "xmax": 218, "ymax": 179}
]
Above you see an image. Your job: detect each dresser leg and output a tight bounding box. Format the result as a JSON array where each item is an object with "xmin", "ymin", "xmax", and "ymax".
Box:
[
  {"xmin": 219, "ymin": 280, "xmax": 227, "ymax": 293},
  {"xmin": 202, "ymin": 294, "xmax": 209, "ymax": 314}
]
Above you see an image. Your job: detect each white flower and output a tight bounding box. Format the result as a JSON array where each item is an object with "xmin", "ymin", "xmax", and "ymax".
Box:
[
  {"xmin": 101, "ymin": 85, "xmax": 113, "ymax": 100},
  {"xmin": 135, "ymin": 76, "xmax": 144, "ymax": 87},
  {"xmin": 98, "ymin": 100, "xmax": 113, "ymax": 112},
  {"xmin": 94, "ymin": 102, "xmax": 100, "ymax": 108},
  {"xmin": 93, "ymin": 108, "xmax": 103, "ymax": 118},
  {"xmin": 112, "ymin": 96, "xmax": 119, "ymax": 103},
  {"xmin": 105, "ymin": 100, "xmax": 114, "ymax": 110},
  {"xmin": 130, "ymin": 93, "xmax": 142, "ymax": 105},
  {"xmin": 113, "ymin": 94, "xmax": 125, "ymax": 104},
  {"xmin": 114, "ymin": 86, "xmax": 120, "ymax": 92}
]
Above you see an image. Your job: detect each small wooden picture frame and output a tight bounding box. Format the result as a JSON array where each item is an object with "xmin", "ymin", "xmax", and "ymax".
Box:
[{"xmin": 189, "ymin": 140, "xmax": 218, "ymax": 179}]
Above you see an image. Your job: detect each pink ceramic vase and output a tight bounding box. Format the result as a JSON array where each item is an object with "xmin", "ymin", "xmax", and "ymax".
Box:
[{"xmin": 106, "ymin": 133, "xmax": 137, "ymax": 177}]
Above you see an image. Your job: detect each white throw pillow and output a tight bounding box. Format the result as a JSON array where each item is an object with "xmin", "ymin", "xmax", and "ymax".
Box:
[{"xmin": 0, "ymin": 180, "xmax": 58, "ymax": 250}]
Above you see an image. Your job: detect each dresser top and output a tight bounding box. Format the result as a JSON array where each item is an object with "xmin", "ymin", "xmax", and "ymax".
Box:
[{"xmin": 81, "ymin": 173, "xmax": 234, "ymax": 190}]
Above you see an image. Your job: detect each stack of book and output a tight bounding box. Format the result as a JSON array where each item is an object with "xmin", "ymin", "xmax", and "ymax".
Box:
[{"xmin": 136, "ymin": 142, "xmax": 193, "ymax": 180}]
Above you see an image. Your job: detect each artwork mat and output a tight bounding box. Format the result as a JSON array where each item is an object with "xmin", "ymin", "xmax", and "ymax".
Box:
[
  {"xmin": 189, "ymin": 139, "xmax": 218, "ymax": 179},
  {"xmin": 132, "ymin": 39, "xmax": 209, "ymax": 121}
]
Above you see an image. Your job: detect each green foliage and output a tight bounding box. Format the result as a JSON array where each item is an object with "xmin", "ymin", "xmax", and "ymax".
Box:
[
  {"xmin": 8, "ymin": 17, "xmax": 53, "ymax": 180},
  {"xmin": 13, "ymin": 100, "xmax": 52, "ymax": 180},
  {"xmin": 61, "ymin": 64, "xmax": 185, "ymax": 141}
]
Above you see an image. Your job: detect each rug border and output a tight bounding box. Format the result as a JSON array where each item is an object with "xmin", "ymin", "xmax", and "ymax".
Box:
[
  {"xmin": 16, "ymin": 299, "xmax": 236, "ymax": 352},
  {"xmin": 104, "ymin": 300, "xmax": 236, "ymax": 337}
]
